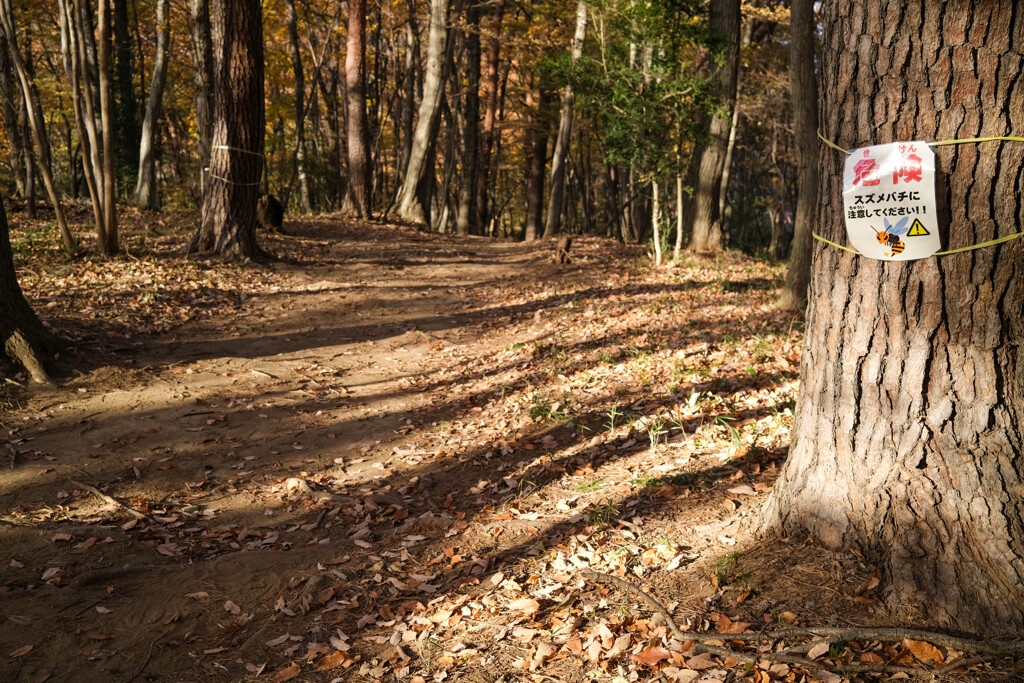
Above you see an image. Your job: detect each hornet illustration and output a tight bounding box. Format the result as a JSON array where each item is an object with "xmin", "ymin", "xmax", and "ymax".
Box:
[{"xmin": 875, "ymin": 216, "xmax": 910, "ymax": 255}]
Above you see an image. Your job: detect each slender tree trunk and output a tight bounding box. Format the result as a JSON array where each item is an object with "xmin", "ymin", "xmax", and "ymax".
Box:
[
  {"xmin": 96, "ymin": 0, "xmax": 119, "ymax": 254},
  {"xmin": 761, "ymin": 0, "xmax": 1024, "ymax": 634},
  {"xmin": 190, "ymin": 0, "xmax": 214, "ymax": 189},
  {"xmin": 397, "ymin": 0, "xmax": 419, "ymax": 181},
  {"xmin": 0, "ymin": 198, "xmax": 53, "ymax": 383},
  {"xmin": 393, "ymin": 0, "xmax": 448, "ymax": 226},
  {"xmin": 523, "ymin": 77, "xmax": 548, "ymax": 242},
  {"xmin": 651, "ymin": 180, "xmax": 661, "ymax": 265},
  {"xmin": 778, "ymin": 0, "xmax": 819, "ymax": 310},
  {"xmin": 112, "ymin": 0, "xmax": 138, "ymax": 180},
  {"xmin": 284, "ymin": 0, "xmax": 311, "ymax": 213},
  {"xmin": 543, "ymin": 0, "xmax": 586, "ymax": 238},
  {"xmin": 673, "ymin": 174, "xmax": 684, "ymax": 261},
  {"xmin": 343, "ymin": 0, "xmax": 373, "ymax": 218},
  {"xmin": 455, "ymin": 0, "xmax": 481, "ymax": 236},
  {"xmin": 687, "ymin": 0, "xmax": 740, "ymax": 252},
  {"xmin": 475, "ymin": 0, "xmax": 503, "ymax": 233},
  {"xmin": 132, "ymin": 0, "xmax": 168, "ymax": 210},
  {"xmin": 0, "ymin": 0, "xmax": 77, "ymax": 252},
  {"xmin": 190, "ymin": 0, "xmax": 264, "ymax": 258}
]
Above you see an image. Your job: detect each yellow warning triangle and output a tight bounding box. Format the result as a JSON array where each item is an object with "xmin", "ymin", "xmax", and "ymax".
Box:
[{"xmin": 908, "ymin": 219, "xmax": 930, "ymax": 236}]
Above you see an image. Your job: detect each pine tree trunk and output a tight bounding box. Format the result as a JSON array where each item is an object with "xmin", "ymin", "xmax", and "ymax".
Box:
[
  {"xmin": 190, "ymin": 0, "xmax": 264, "ymax": 259},
  {"xmin": 761, "ymin": 0, "xmax": 1024, "ymax": 634},
  {"xmin": 542, "ymin": 0, "xmax": 586, "ymax": 239},
  {"xmin": 687, "ymin": 0, "xmax": 740, "ymax": 252},
  {"xmin": 343, "ymin": 0, "xmax": 373, "ymax": 218},
  {"xmin": 132, "ymin": 0, "xmax": 169, "ymax": 210},
  {"xmin": 394, "ymin": 0, "xmax": 448, "ymax": 226},
  {"xmin": 778, "ymin": 0, "xmax": 819, "ymax": 310}
]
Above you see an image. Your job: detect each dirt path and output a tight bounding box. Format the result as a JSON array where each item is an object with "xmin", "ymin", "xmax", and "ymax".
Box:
[{"xmin": 1, "ymin": 218, "xmax": 878, "ymax": 683}]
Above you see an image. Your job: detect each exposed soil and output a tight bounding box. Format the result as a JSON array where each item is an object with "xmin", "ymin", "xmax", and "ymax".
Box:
[{"xmin": 0, "ymin": 214, "xmax": 1002, "ymax": 683}]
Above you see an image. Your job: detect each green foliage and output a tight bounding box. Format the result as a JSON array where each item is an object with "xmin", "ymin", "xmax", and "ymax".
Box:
[{"xmin": 558, "ymin": 0, "xmax": 717, "ymax": 179}]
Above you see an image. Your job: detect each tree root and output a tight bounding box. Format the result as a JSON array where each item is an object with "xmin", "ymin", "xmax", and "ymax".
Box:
[
  {"xmin": 580, "ymin": 569, "xmax": 1017, "ymax": 677},
  {"xmin": 69, "ymin": 479, "xmax": 148, "ymax": 520},
  {"xmin": 3, "ymin": 329, "xmax": 51, "ymax": 384}
]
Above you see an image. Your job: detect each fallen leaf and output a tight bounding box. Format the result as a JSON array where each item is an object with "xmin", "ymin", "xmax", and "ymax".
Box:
[
  {"xmin": 632, "ymin": 645, "xmax": 671, "ymax": 666},
  {"xmin": 506, "ymin": 597, "xmax": 540, "ymax": 615},
  {"xmin": 315, "ymin": 651, "xmax": 347, "ymax": 670},
  {"xmin": 9, "ymin": 645, "xmax": 33, "ymax": 658},
  {"xmin": 807, "ymin": 641, "xmax": 830, "ymax": 660},
  {"xmin": 902, "ymin": 638, "xmax": 944, "ymax": 664},
  {"xmin": 685, "ymin": 652, "xmax": 717, "ymax": 670},
  {"xmin": 10, "ymin": 559, "xmax": 24, "ymax": 568},
  {"xmin": 224, "ymin": 600, "xmax": 241, "ymax": 614},
  {"xmin": 859, "ymin": 651, "xmax": 885, "ymax": 664},
  {"xmin": 266, "ymin": 634, "xmax": 290, "ymax": 647},
  {"xmin": 273, "ymin": 663, "xmax": 301, "ymax": 682}
]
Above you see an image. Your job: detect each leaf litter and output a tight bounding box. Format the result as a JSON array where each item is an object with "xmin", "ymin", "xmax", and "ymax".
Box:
[{"xmin": 0, "ymin": 213, "xmax": 1018, "ymax": 681}]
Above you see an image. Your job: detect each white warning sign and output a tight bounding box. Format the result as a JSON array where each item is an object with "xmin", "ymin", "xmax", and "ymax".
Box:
[{"xmin": 842, "ymin": 141, "xmax": 940, "ymax": 261}]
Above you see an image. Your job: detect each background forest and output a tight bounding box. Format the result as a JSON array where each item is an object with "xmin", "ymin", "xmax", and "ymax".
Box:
[{"xmin": 0, "ymin": 0, "xmax": 796, "ymax": 257}]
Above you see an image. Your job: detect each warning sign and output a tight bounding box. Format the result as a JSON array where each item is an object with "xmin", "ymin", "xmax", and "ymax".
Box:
[{"xmin": 842, "ymin": 142, "xmax": 940, "ymax": 261}]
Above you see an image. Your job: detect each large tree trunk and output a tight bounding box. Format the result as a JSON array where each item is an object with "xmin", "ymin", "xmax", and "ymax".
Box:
[
  {"xmin": 0, "ymin": 30, "xmax": 26, "ymax": 198},
  {"xmin": 0, "ymin": 0, "xmax": 77, "ymax": 253},
  {"xmin": 132, "ymin": 0, "xmax": 169, "ymax": 210},
  {"xmin": 343, "ymin": 0, "xmax": 373, "ymax": 218},
  {"xmin": 542, "ymin": 0, "xmax": 586, "ymax": 239},
  {"xmin": 0, "ymin": 199, "xmax": 53, "ymax": 384},
  {"xmin": 760, "ymin": 0, "xmax": 1024, "ymax": 634},
  {"xmin": 777, "ymin": 0, "xmax": 819, "ymax": 310},
  {"xmin": 454, "ymin": 0, "xmax": 481, "ymax": 236},
  {"xmin": 393, "ymin": 0, "xmax": 448, "ymax": 226},
  {"xmin": 189, "ymin": 0, "xmax": 264, "ymax": 258},
  {"xmin": 687, "ymin": 0, "xmax": 740, "ymax": 252}
]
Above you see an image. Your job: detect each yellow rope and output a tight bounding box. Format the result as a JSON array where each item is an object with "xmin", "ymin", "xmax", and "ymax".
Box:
[
  {"xmin": 812, "ymin": 232, "xmax": 859, "ymax": 254},
  {"xmin": 211, "ymin": 145, "xmax": 266, "ymax": 158},
  {"xmin": 817, "ymin": 130, "xmax": 1024, "ymax": 154},
  {"xmin": 813, "ymin": 231, "xmax": 1024, "ymax": 256},
  {"xmin": 206, "ymin": 172, "xmax": 263, "ymax": 187}
]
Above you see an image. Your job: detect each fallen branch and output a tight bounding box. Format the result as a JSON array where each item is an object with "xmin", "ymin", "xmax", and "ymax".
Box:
[
  {"xmin": 69, "ymin": 480, "xmax": 148, "ymax": 520},
  {"xmin": 580, "ymin": 569, "xmax": 1008, "ymax": 678}
]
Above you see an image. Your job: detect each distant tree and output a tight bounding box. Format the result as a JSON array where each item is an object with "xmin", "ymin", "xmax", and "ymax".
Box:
[
  {"xmin": 189, "ymin": 0, "xmax": 264, "ymax": 258},
  {"xmin": 777, "ymin": 0, "xmax": 817, "ymax": 310},
  {"xmin": 284, "ymin": 0, "xmax": 312, "ymax": 213},
  {"xmin": 133, "ymin": 0, "xmax": 170, "ymax": 210},
  {"xmin": 343, "ymin": 0, "xmax": 372, "ymax": 219},
  {"xmin": 0, "ymin": 0, "xmax": 77, "ymax": 253},
  {"xmin": 687, "ymin": 0, "xmax": 740, "ymax": 253},
  {"xmin": 393, "ymin": 0, "xmax": 449, "ymax": 226},
  {"xmin": 455, "ymin": 0, "xmax": 481, "ymax": 236},
  {"xmin": 761, "ymin": 0, "xmax": 1024, "ymax": 632},
  {"xmin": 542, "ymin": 0, "xmax": 586, "ymax": 239},
  {"xmin": 189, "ymin": 0, "xmax": 214, "ymax": 185},
  {"xmin": 0, "ymin": 199, "xmax": 53, "ymax": 384}
]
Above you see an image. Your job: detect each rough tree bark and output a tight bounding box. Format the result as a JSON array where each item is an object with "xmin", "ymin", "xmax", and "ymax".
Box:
[
  {"xmin": 393, "ymin": 0, "xmax": 449, "ymax": 226},
  {"xmin": 0, "ymin": 0, "xmax": 77, "ymax": 252},
  {"xmin": 0, "ymin": 198, "xmax": 53, "ymax": 384},
  {"xmin": 455, "ymin": 0, "xmax": 481, "ymax": 236},
  {"xmin": 189, "ymin": 0, "xmax": 264, "ymax": 258},
  {"xmin": 97, "ymin": 0, "xmax": 119, "ymax": 254},
  {"xmin": 687, "ymin": 0, "xmax": 740, "ymax": 252},
  {"xmin": 542, "ymin": 0, "xmax": 586, "ymax": 239},
  {"xmin": 132, "ymin": 0, "xmax": 169, "ymax": 210},
  {"xmin": 760, "ymin": 1, "xmax": 1024, "ymax": 634},
  {"xmin": 777, "ymin": 0, "xmax": 819, "ymax": 310},
  {"xmin": 0, "ymin": 29, "xmax": 26, "ymax": 198},
  {"xmin": 343, "ymin": 0, "xmax": 373, "ymax": 218}
]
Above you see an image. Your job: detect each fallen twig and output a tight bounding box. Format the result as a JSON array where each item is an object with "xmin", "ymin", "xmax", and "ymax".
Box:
[{"xmin": 69, "ymin": 479, "xmax": 148, "ymax": 520}]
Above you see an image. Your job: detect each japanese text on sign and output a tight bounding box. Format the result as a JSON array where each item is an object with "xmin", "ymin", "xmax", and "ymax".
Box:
[{"xmin": 842, "ymin": 142, "xmax": 940, "ymax": 261}]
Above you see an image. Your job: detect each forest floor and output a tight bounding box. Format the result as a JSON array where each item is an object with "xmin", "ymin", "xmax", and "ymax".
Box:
[{"xmin": 0, "ymin": 206, "xmax": 1001, "ymax": 683}]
